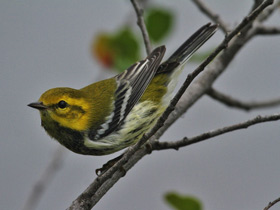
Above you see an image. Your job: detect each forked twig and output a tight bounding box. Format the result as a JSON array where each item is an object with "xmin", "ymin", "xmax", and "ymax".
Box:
[{"xmin": 131, "ymin": 0, "xmax": 152, "ymax": 55}]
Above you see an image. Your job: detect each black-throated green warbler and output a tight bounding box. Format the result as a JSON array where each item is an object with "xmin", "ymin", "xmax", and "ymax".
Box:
[{"xmin": 28, "ymin": 23, "xmax": 217, "ymax": 156}]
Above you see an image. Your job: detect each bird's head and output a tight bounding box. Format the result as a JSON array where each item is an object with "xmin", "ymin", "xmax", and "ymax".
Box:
[{"xmin": 28, "ymin": 87, "xmax": 92, "ymax": 131}]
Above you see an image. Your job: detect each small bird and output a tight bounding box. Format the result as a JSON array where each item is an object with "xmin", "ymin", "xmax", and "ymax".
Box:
[{"xmin": 29, "ymin": 23, "xmax": 217, "ymax": 156}]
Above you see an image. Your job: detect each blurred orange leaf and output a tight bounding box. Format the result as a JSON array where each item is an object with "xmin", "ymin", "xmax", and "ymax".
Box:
[{"xmin": 92, "ymin": 28, "xmax": 140, "ymax": 72}]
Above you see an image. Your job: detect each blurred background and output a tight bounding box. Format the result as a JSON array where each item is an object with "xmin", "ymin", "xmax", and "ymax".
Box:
[{"xmin": 1, "ymin": 0, "xmax": 280, "ymax": 209}]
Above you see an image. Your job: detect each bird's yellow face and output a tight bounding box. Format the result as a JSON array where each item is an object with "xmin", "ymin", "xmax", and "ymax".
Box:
[{"xmin": 37, "ymin": 87, "xmax": 92, "ymax": 131}]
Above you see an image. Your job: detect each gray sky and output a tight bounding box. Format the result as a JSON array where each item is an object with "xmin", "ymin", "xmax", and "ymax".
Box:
[{"xmin": 1, "ymin": 1, "xmax": 280, "ymax": 210}]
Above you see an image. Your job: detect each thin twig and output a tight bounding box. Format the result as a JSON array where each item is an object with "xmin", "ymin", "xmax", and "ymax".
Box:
[
  {"xmin": 153, "ymin": 114, "xmax": 280, "ymax": 150},
  {"xmin": 131, "ymin": 0, "xmax": 152, "ymax": 55},
  {"xmin": 67, "ymin": 1, "xmax": 275, "ymax": 209},
  {"xmin": 256, "ymin": 25, "xmax": 280, "ymax": 35},
  {"xmin": 191, "ymin": 0, "xmax": 230, "ymax": 33},
  {"xmin": 207, "ymin": 88, "xmax": 280, "ymax": 111},
  {"xmin": 264, "ymin": 197, "xmax": 280, "ymax": 210}
]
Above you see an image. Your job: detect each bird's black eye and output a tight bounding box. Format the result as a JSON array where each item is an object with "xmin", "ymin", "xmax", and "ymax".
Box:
[{"xmin": 58, "ymin": 100, "xmax": 67, "ymax": 109}]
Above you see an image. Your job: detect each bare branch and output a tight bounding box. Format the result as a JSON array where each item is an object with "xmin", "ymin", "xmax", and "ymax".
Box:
[
  {"xmin": 22, "ymin": 147, "xmax": 65, "ymax": 210},
  {"xmin": 67, "ymin": 1, "xmax": 276, "ymax": 209},
  {"xmin": 264, "ymin": 197, "xmax": 280, "ymax": 210},
  {"xmin": 153, "ymin": 113, "xmax": 280, "ymax": 151},
  {"xmin": 191, "ymin": 0, "xmax": 230, "ymax": 33},
  {"xmin": 131, "ymin": 0, "xmax": 152, "ymax": 55},
  {"xmin": 207, "ymin": 88, "xmax": 280, "ymax": 111},
  {"xmin": 256, "ymin": 25, "xmax": 280, "ymax": 35}
]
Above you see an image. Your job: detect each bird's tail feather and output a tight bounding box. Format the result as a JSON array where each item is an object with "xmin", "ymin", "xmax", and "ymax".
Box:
[{"xmin": 157, "ymin": 23, "xmax": 218, "ymax": 74}]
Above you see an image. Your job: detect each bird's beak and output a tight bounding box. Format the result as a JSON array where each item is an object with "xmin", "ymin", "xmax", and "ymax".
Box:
[{"xmin": 28, "ymin": 102, "xmax": 48, "ymax": 110}]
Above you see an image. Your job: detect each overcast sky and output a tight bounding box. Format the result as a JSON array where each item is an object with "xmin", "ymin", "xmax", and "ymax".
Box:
[{"xmin": 1, "ymin": 1, "xmax": 280, "ymax": 210}]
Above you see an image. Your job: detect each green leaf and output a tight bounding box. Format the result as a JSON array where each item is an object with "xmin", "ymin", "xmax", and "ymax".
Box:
[
  {"xmin": 111, "ymin": 27, "xmax": 140, "ymax": 72},
  {"xmin": 146, "ymin": 8, "xmax": 174, "ymax": 43},
  {"xmin": 165, "ymin": 192, "xmax": 202, "ymax": 210}
]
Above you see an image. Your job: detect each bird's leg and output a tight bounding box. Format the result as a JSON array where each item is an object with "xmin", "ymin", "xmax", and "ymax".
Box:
[{"xmin": 95, "ymin": 153, "xmax": 124, "ymax": 176}]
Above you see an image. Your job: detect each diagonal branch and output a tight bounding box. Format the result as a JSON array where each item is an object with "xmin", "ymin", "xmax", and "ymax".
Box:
[
  {"xmin": 263, "ymin": 197, "xmax": 280, "ymax": 210},
  {"xmin": 131, "ymin": 0, "xmax": 152, "ymax": 55},
  {"xmin": 156, "ymin": 0, "xmax": 275, "ymax": 138},
  {"xmin": 207, "ymin": 88, "xmax": 280, "ymax": 111},
  {"xmin": 153, "ymin": 113, "xmax": 280, "ymax": 151},
  {"xmin": 67, "ymin": 1, "xmax": 275, "ymax": 209},
  {"xmin": 143, "ymin": 0, "xmax": 273, "ymax": 147},
  {"xmin": 191, "ymin": 0, "xmax": 230, "ymax": 33}
]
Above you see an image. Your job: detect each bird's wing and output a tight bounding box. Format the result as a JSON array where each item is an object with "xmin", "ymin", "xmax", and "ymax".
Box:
[{"xmin": 90, "ymin": 46, "xmax": 166, "ymax": 140}]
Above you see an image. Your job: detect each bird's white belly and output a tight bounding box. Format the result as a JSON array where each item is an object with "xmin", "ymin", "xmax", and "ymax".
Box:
[{"xmin": 83, "ymin": 101, "xmax": 165, "ymax": 152}]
